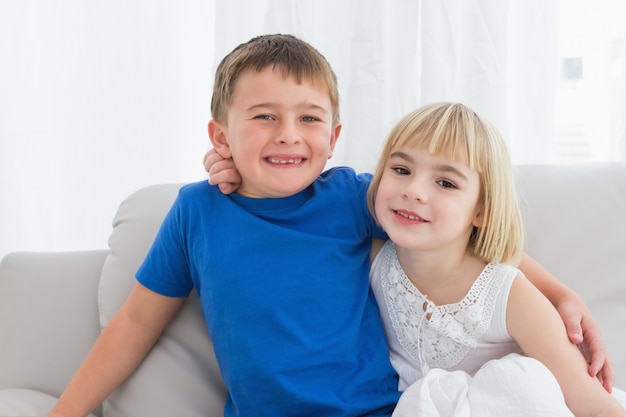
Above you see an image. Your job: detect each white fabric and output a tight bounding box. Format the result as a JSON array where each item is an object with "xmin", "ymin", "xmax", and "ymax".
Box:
[
  {"xmin": 614, "ymin": 389, "xmax": 626, "ymax": 408},
  {"xmin": 370, "ymin": 241, "xmax": 521, "ymax": 391},
  {"xmin": 393, "ymin": 354, "xmax": 626, "ymax": 417},
  {"xmin": 392, "ymin": 354, "xmax": 575, "ymax": 417}
]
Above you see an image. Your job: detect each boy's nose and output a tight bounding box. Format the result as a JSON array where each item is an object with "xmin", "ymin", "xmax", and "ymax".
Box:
[
  {"xmin": 276, "ymin": 122, "xmax": 302, "ymax": 144},
  {"xmin": 279, "ymin": 137, "xmax": 299, "ymax": 144}
]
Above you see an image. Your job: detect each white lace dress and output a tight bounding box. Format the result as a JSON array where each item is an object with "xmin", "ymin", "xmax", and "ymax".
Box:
[
  {"xmin": 370, "ymin": 240, "xmax": 580, "ymax": 416},
  {"xmin": 370, "ymin": 240, "xmax": 522, "ymax": 391}
]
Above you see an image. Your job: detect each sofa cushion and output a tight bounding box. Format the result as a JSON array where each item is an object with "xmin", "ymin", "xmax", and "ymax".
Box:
[
  {"xmin": 0, "ymin": 388, "xmax": 97, "ymax": 417},
  {"xmin": 98, "ymin": 183, "xmax": 226, "ymax": 417}
]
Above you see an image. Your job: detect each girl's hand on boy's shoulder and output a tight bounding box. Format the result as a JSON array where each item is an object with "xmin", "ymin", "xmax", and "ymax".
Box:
[{"xmin": 203, "ymin": 149, "xmax": 241, "ymax": 194}]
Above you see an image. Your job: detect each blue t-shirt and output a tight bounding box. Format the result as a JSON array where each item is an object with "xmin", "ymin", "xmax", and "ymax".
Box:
[{"xmin": 137, "ymin": 167, "xmax": 400, "ymax": 417}]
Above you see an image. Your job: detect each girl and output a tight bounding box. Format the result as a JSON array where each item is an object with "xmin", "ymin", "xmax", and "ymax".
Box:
[{"xmin": 367, "ymin": 102, "xmax": 626, "ymax": 416}]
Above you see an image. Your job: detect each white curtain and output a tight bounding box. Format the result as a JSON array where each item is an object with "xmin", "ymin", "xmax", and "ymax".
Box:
[
  {"xmin": 213, "ymin": 0, "xmax": 557, "ymax": 173},
  {"xmin": 0, "ymin": 0, "xmax": 623, "ymax": 257}
]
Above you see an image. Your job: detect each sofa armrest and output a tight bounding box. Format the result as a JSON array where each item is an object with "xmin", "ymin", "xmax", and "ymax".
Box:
[{"xmin": 0, "ymin": 250, "xmax": 107, "ymax": 409}]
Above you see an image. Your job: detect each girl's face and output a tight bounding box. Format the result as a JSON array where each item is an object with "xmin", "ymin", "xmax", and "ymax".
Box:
[{"xmin": 374, "ymin": 146, "xmax": 483, "ymax": 253}]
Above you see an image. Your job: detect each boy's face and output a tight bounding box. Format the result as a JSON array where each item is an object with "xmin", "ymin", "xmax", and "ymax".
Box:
[{"xmin": 209, "ymin": 66, "xmax": 341, "ymax": 198}]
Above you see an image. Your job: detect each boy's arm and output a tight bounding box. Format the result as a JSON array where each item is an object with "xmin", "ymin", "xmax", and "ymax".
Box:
[
  {"xmin": 47, "ymin": 283, "xmax": 186, "ymax": 417},
  {"xmin": 507, "ymin": 273, "xmax": 625, "ymax": 416},
  {"xmin": 518, "ymin": 253, "xmax": 614, "ymax": 391}
]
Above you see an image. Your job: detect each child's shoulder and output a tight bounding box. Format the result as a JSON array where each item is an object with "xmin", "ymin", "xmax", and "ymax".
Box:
[
  {"xmin": 318, "ymin": 166, "xmax": 373, "ymax": 188},
  {"xmin": 179, "ymin": 180, "xmax": 215, "ymax": 194},
  {"xmin": 175, "ymin": 180, "xmax": 221, "ymax": 204}
]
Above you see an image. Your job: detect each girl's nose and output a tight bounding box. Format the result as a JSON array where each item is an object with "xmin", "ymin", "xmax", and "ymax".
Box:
[{"xmin": 402, "ymin": 178, "xmax": 427, "ymax": 202}]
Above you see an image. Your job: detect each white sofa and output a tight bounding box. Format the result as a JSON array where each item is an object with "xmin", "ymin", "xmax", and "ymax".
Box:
[{"xmin": 1, "ymin": 162, "xmax": 626, "ymax": 417}]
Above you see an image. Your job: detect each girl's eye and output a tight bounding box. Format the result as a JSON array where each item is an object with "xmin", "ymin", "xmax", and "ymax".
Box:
[
  {"xmin": 392, "ymin": 167, "xmax": 410, "ymax": 175},
  {"xmin": 437, "ymin": 179, "xmax": 457, "ymax": 189},
  {"xmin": 255, "ymin": 114, "xmax": 274, "ymax": 120}
]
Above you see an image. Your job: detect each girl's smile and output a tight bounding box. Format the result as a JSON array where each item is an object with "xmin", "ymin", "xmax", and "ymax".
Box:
[{"xmin": 393, "ymin": 208, "xmax": 428, "ymax": 223}]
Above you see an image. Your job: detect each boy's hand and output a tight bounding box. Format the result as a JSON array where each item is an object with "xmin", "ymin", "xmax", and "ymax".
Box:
[
  {"xmin": 556, "ymin": 291, "xmax": 614, "ymax": 392},
  {"xmin": 203, "ymin": 149, "xmax": 241, "ymax": 194}
]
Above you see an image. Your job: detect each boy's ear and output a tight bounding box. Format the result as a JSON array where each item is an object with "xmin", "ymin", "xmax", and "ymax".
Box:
[
  {"xmin": 208, "ymin": 120, "xmax": 232, "ymax": 159},
  {"xmin": 326, "ymin": 122, "xmax": 342, "ymax": 159}
]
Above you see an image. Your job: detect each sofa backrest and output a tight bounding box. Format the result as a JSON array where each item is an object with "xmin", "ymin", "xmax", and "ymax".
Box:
[
  {"xmin": 514, "ymin": 162, "xmax": 626, "ymax": 386},
  {"xmin": 98, "ymin": 183, "xmax": 226, "ymax": 417}
]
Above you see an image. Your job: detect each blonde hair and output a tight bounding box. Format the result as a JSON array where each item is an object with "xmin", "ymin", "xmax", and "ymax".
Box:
[
  {"xmin": 211, "ymin": 34, "xmax": 340, "ymax": 125},
  {"xmin": 367, "ymin": 102, "xmax": 524, "ymax": 265}
]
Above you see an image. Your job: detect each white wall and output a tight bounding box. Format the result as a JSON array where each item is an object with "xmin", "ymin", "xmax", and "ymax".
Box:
[{"xmin": 0, "ymin": 1, "xmax": 216, "ymax": 258}]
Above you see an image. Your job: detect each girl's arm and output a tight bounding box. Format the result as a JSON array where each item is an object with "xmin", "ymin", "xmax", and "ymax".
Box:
[
  {"xmin": 507, "ymin": 273, "xmax": 625, "ymax": 416},
  {"xmin": 204, "ymin": 149, "xmax": 241, "ymax": 194},
  {"xmin": 47, "ymin": 283, "xmax": 186, "ymax": 417},
  {"xmin": 519, "ymin": 253, "xmax": 613, "ymax": 391}
]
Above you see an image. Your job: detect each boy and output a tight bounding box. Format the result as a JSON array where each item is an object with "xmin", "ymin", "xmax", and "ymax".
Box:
[
  {"xmin": 48, "ymin": 34, "xmax": 611, "ymax": 417},
  {"xmin": 47, "ymin": 33, "xmax": 399, "ymax": 417}
]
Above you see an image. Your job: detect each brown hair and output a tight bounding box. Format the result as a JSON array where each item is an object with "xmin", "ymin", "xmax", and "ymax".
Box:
[{"xmin": 210, "ymin": 34, "xmax": 340, "ymax": 125}]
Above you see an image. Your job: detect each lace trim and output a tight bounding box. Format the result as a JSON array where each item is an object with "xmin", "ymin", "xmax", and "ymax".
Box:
[{"xmin": 379, "ymin": 242, "xmax": 507, "ymax": 374}]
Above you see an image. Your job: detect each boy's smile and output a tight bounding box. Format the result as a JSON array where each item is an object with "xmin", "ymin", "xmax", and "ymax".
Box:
[
  {"xmin": 209, "ymin": 66, "xmax": 341, "ymax": 198},
  {"xmin": 266, "ymin": 157, "xmax": 304, "ymax": 165}
]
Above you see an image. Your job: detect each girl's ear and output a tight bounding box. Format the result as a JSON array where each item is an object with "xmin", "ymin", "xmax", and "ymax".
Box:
[
  {"xmin": 208, "ymin": 120, "xmax": 232, "ymax": 159},
  {"xmin": 472, "ymin": 206, "xmax": 484, "ymax": 228}
]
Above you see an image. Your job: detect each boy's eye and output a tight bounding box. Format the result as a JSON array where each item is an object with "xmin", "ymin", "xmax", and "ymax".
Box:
[
  {"xmin": 255, "ymin": 114, "xmax": 274, "ymax": 120},
  {"xmin": 436, "ymin": 179, "xmax": 457, "ymax": 189},
  {"xmin": 301, "ymin": 116, "xmax": 318, "ymax": 122},
  {"xmin": 392, "ymin": 167, "xmax": 410, "ymax": 175}
]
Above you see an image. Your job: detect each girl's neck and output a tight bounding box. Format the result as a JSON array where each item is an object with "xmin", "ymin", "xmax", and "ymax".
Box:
[{"xmin": 395, "ymin": 244, "xmax": 487, "ymax": 305}]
